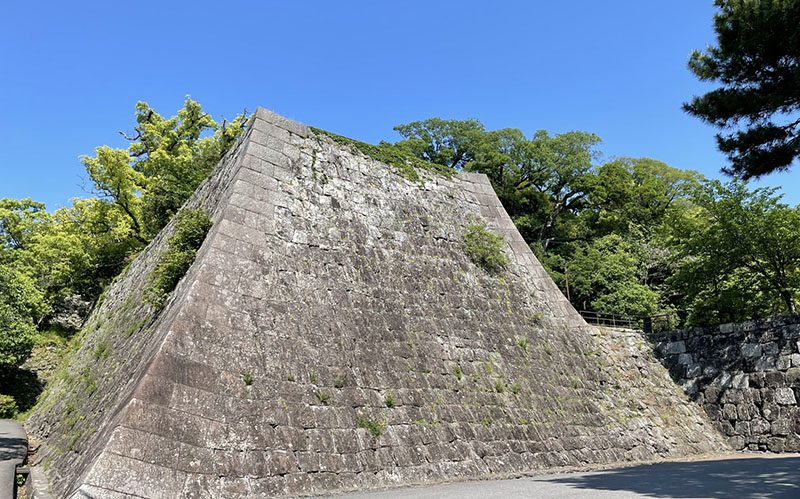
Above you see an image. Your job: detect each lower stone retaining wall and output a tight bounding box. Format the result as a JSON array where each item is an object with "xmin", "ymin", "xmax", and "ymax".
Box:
[{"xmin": 653, "ymin": 315, "xmax": 800, "ymax": 452}]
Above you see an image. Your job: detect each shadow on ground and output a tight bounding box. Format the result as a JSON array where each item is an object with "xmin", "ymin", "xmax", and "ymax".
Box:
[{"xmin": 547, "ymin": 456, "xmax": 800, "ymax": 498}]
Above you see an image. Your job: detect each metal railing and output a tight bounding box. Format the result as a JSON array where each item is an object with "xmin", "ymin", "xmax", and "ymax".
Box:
[{"xmin": 579, "ymin": 310, "xmax": 675, "ymax": 335}]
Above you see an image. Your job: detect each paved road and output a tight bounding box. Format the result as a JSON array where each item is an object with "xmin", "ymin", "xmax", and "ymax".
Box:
[
  {"xmin": 0, "ymin": 419, "xmax": 27, "ymax": 499},
  {"xmin": 344, "ymin": 454, "xmax": 800, "ymax": 499}
]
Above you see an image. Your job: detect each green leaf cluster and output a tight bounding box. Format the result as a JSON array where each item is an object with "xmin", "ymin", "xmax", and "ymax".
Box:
[
  {"xmin": 0, "ymin": 394, "xmax": 17, "ymax": 418},
  {"xmin": 666, "ymin": 179, "xmax": 800, "ymax": 324},
  {"xmin": 82, "ymin": 97, "xmax": 248, "ymax": 241},
  {"xmin": 0, "ymin": 266, "xmax": 42, "ymax": 371},
  {"xmin": 463, "ymin": 223, "xmax": 509, "ymax": 273},
  {"xmin": 144, "ymin": 209, "xmax": 213, "ymax": 308}
]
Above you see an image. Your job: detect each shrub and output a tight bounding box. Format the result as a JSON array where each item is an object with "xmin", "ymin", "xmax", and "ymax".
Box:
[
  {"xmin": 144, "ymin": 209, "xmax": 212, "ymax": 308},
  {"xmin": 463, "ymin": 223, "xmax": 508, "ymax": 272},
  {"xmin": 0, "ymin": 394, "xmax": 18, "ymax": 418}
]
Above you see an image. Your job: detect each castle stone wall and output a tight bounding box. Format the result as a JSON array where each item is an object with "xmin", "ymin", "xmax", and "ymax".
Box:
[
  {"xmin": 29, "ymin": 109, "xmax": 727, "ymax": 498},
  {"xmin": 653, "ymin": 316, "xmax": 800, "ymax": 452}
]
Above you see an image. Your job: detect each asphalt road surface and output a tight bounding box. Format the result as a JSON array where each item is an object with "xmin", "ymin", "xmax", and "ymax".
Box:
[
  {"xmin": 0, "ymin": 419, "xmax": 27, "ymax": 499},
  {"xmin": 343, "ymin": 454, "xmax": 800, "ymax": 499}
]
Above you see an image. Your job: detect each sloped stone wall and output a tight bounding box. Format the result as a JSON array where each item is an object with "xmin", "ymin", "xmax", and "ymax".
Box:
[
  {"xmin": 653, "ymin": 316, "xmax": 800, "ymax": 452},
  {"xmin": 24, "ymin": 122, "xmax": 256, "ymax": 496},
  {"xmin": 29, "ymin": 109, "xmax": 727, "ymax": 498}
]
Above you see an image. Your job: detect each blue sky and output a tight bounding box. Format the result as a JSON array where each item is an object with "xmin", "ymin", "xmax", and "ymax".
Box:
[{"xmin": 1, "ymin": 1, "xmax": 797, "ymax": 209}]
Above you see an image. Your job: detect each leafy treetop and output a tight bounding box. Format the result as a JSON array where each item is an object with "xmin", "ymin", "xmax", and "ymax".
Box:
[{"xmin": 684, "ymin": 0, "xmax": 800, "ymax": 178}]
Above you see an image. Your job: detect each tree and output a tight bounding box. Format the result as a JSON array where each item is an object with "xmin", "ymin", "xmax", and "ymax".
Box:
[
  {"xmin": 393, "ymin": 118, "xmax": 486, "ymax": 169},
  {"xmin": 667, "ymin": 179, "xmax": 800, "ymax": 320},
  {"xmin": 0, "ymin": 99, "xmax": 248, "ymax": 373},
  {"xmin": 684, "ymin": 0, "xmax": 800, "ymax": 178},
  {"xmin": 562, "ymin": 234, "xmax": 661, "ymax": 317},
  {"xmin": 393, "ymin": 119, "xmax": 602, "ymax": 252},
  {"xmin": 0, "ymin": 266, "xmax": 44, "ymax": 370},
  {"xmin": 83, "ymin": 97, "xmax": 248, "ymax": 240},
  {"xmin": 0, "ymin": 198, "xmax": 50, "ymax": 251}
]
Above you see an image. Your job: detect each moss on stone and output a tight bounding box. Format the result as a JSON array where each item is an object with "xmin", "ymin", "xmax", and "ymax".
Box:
[{"xmin": 309, "ymin": 127, "xmax": 454, "ymax": 182}]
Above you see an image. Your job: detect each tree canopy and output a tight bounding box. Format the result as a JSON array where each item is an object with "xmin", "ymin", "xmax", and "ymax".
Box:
[
  {"xmin": 0, "ymin": 98, "xmax": 246, "ymax": 380},
  {"xmin": 684, "ymin": 0, "xmax": 800, "ymax": 178},
  {"xmin": 392, "ymin": 117, "xmax": 798, "ymax": 324}
]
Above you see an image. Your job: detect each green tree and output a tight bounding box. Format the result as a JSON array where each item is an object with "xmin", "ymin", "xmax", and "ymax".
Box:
[
  {"xmin": 393, "ymin": 119, "xmax": 602, "ymax": 252},
  {"xmin": 393, "ymin": 118, "xmax": 486, "ymax": 169},
  {"xmin": 0, "ymin": 99, "xmax": 247, "ymax": 372},
  {"xmin": 83, "ymin": 97, "xmax": 248, "ymax": 240},
  {"xmin": 667, "ymin": 179, "xmax": 800, "ymax": 321},
  {"xmin": 0, "ymin": 198, "xmax": 50, "ymax": 251},
  {"xmin": 684, "ymin": 0, "xmax": 800, "ymax": 178},
  {"xmin": 0, "ymin": 266, "xmax": 43, "ymax": 370},
  {"xmin": 557, "ymin": 234, "xmax": 661, "ymax": 317},
  {"xmin": 590, "ymin": 158, "xmax": 700, "ymax": 237}
]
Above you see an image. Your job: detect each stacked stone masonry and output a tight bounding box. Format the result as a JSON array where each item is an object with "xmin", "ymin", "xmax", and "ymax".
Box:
[
  {"xmin": 28, "ymin": 108, "xmax": 726, "ymax": 498},
  {"xmin": 653, "ymin": 315, "xmax": 800, "ymax": 452}
]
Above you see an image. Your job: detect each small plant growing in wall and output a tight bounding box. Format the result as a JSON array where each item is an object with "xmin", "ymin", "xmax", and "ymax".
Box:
[
  {"xmin": 144, "ymin": 209, "xmax": 213, "ymax": 308},
  {"xmin": 463, "ymin": 222, "xmax": 509, "ymax": 272},
  {"xmin": 316, "ymin": 390, "xmax": 329, "ymax": 405},
  {"xmin": 357, "ymin": 416, "xmax": 386, "ymax": 438},
  {"xmin": 243, "ymin": 372, "xmax": 254, "ymax": 386},
  {"xmin": 527, "ymin": 312, "xmax": 543, "ymax": 324},
  {"xmin": 385, "ymin": 393, "xmax": 395, "ymax": 408}
]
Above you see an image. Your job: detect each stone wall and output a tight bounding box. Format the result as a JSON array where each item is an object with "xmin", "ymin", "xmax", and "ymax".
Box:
[
  {"xmin": 653, "ymin": 316, "xmax": 800, "ymax": 452},
  {"xmin": 29, "ymin": 109, "xmax": 727, "ymax": 498}
]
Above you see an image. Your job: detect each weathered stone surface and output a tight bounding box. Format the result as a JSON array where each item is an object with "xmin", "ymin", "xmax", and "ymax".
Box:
[
  {"xmin": 653, "ymin": 315, "xmax": 800, "ymax": 452},
  {"xmin": 28, "ymin": 109, "xmax": 726, "ymax": 498}
]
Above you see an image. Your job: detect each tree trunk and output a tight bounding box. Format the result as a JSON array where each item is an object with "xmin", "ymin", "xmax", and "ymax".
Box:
[{"xmin": 780, "ymin": 290, "xmax": 797, "ymax": 315}]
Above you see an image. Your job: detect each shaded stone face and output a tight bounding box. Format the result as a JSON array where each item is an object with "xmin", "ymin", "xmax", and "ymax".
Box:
[
  {"xmin": 654, "ymin": 316, "xmax": 800, "ymax": 453},
  {"xmin": 28, "ymin": 108, "xmax": 726, "ymax": 498}
]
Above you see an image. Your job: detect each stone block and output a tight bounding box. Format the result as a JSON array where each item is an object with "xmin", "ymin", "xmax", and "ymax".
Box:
[
  {"xmin": 755, "ymin": 356, "xmax": 778, "ymax": 372},
  {"xmin": 253, "ymin": 108, "xmax": 310, "ymax": 137},
  {"xmin": 775, "ymin": 387, "xmax": 797, "ymax": 405},
  {"xmin": 741, "ymin": 343, "xmax": 761, "ymax": 357},
  {"xmin": 665, "ymin": 341, "xmax": 686, "ymax": 354},
  {"xmin": 763, "ymin": 342, "xmax": 780, "ymax": 355}
]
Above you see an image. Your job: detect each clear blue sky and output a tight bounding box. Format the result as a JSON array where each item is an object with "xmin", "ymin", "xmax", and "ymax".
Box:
[{"xmin": 2, "ymin": 1, "xmax": 797, "ymax": 210}]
